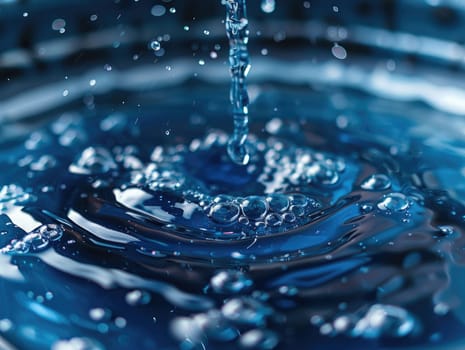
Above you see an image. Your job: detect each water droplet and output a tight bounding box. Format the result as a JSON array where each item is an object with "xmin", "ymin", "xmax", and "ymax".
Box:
[
  {"xmin": 361, "ymin": 174, "xmax": 391, "ymax": 191},
  {"xmin": 331, "ymin": 44, "xmax": 347, "ymax": 60},
  {"xmin": 377, "ymin": 193, "xmax": 410, "ymax": 212}
]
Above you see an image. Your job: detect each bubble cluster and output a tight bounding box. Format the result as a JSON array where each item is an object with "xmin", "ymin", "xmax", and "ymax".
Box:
[
  {"xmin": 118, "ymin": 132, "xmax": 334, "ymax": 237},
  {"xmin": 316, "ymin": 304, "xmax": 417, "ymax": 339},
  {"xmin": 171, "ymin": 295, "xmax": 277, "ymax": 349},
  {"xmin": 204, "ymin": 193, "xmax": 321, "ymax": 232},
  {"xmin": 1, "ymin": 224, "xmax": 63, "ymax": 255},
  {"xmin": 258, "ymin": 140, "xmax": 346, "ymax": 193},
  {"xmin": 351, "ymin": 304, "xmax": 417, "ymax": 338}
]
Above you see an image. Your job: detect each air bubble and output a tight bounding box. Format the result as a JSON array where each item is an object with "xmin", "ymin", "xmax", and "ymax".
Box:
[
  {"xmin": 210, "ymin": 202, "xmax": 241, "ymax": 224},
  {"xmin": 241, "ymin": 196, "xmax": 268, "ymax": 220}
]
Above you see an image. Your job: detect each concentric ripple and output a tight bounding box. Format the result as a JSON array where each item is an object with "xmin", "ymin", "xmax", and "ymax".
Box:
[{"xmin": 0, "ymin": 99, "xmax": 463, "ymax": 350}]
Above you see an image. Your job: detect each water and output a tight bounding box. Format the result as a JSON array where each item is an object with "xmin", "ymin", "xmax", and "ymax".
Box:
[
  {"xmin": 2, "ymin": 1, "xmax": 465, "ymax": 350},
  {"xmin": 222, "ymin": 0, "xmax": 252, "ymax": 165}
]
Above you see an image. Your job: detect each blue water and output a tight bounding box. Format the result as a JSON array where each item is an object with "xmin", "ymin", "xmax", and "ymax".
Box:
[
  {"xmin": 1, "ymin": 79, "xmax": 465, "ymax": 350},
  {"xmin": 2, "ymin": 1, "xmax": 465, "ymax": 349}
]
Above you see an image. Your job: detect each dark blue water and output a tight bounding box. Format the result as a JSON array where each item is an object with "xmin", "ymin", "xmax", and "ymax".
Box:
[
  {"xmin": 2, "ymin": 1, "xmax": 465, "ymax": 349},
  {"xmin": 1, "ymin": 78, "xmax": 465, "ymax": 350}
]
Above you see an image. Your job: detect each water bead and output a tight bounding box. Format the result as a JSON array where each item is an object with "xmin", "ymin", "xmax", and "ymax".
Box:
[
  {"xmin": 210, "ymin": 202, "xmax": 241, "ymax": 224},
  {"xmin": 228, "ymin": 140, "xmax": 250, "ymax": 166},
  {"xmin": 361, "ymin": 174, "xmax": 391, "ymax": 191},
  {"xmin": 210, "ymin": 270, "xmax": 253, "ymax": 294},
  {"xmin": 377, "ymin": 193, "xmax": 410, "ymax": 212},
  {"xmin": 241, "ymin": 196, "xmax": 269, "ymax": 220}
]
